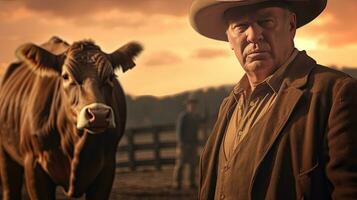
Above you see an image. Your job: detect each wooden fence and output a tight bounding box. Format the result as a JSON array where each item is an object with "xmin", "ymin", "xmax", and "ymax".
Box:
[{"xmin": 116, "ymin": 124, "xmax": 208, "ymax": 171}]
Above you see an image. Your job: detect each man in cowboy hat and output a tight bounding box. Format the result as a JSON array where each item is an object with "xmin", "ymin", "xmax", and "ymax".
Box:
[
  {"xmin": 172, "ymin": 94, "xmax": 202, "ymax": 189},
  {"xmin": 189, "ymin": 0, "xmax": 357, "ymax": 199}
]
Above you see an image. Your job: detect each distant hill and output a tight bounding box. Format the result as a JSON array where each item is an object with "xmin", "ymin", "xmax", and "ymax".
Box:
[
  {"xmin": 125, "ymin": 66, "xmax": 357, "ymax": 129},
  {"xmin": 125, "ymin": 85, "xmax": 233, "ymax": 128}
]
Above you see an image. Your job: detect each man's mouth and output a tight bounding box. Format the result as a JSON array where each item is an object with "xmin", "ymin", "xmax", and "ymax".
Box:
[{"xmin": 246, "ymin": 51, "xmax": 269, "ymax": 60}]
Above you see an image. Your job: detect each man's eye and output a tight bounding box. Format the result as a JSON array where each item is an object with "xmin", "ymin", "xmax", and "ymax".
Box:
[
  {"xmin": 259, "ymin": 19, "xmax": 274, "ymax": 28},
  {"xmin": 232, "ymin": 24, "xmax": 248, "ymax": 33}
]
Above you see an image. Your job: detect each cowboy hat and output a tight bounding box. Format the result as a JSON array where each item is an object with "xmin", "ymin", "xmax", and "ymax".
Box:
[{"xmin": 189, "ymin": 0, "xmax": 327, "ymax": 41}]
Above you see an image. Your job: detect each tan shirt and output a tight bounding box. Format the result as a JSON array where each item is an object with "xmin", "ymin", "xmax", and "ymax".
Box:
[
  {"xmin": 223, "ymin": 79, "xmax": 276, "ymax": 160},
  {"xmin": 214, "ymin": 49, "xmax": 298, "ymax": 200},
  {"xmin": 223, "ymin": 49, "xmax": 299, "ymax": 160}
]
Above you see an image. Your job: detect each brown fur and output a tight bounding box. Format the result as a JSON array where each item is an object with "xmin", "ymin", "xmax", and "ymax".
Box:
[{"xmin": 0, "ymin": 36, "xmax": 142, "ymax": 199}]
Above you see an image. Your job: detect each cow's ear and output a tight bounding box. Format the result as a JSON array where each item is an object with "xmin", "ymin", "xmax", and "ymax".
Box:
[
  {"xmin": 107, "ymin": 42, "xmax": 143, "ymax": 73},
  {"xmin": 16, "ymin": 43, "xmax": 63, "ymax": 77}
]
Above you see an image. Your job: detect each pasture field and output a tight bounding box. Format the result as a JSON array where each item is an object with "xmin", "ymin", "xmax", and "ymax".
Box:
[
  {"xmin": 16, "ymin": 159, "xmax": 198, "ymax": 200},
  {"xmin": 111, "ymin": 166, "xmax": 198, "ymax": 200},
  {"xmin": 54, "ymin": 166, "xmax": 197, "ymax": 200}
]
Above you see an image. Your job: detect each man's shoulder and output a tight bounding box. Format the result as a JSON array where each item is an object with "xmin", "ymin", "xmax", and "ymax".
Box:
[
  {"xmin": 313, "ymin": 64, "xmax": 352, "ymax": 78},
  {"xmin": 310, "ymin": 64, "xmax": 356, "ymax": 84},
  {"xmin": 308, "ymin": 64, "xmax": 357, "ymax": 93},
  {"xmin": 290, "ymin": 51, "xmax": 354, "ymax": 84}
]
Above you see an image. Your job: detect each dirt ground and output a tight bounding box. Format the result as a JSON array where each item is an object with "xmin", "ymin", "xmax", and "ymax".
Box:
[
  {"xmin": 14, "ymin": 165, "xmax": 197, "ymax": 200},
  {"xmin": 110, "ymin": 166, "xmax": 198, "ymax": 200}
]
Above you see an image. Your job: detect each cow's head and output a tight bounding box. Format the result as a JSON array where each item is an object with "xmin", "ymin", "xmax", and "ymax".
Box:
[{"xmin": 16, "ymin": 40, "xmax": 142, "ymax": 134}]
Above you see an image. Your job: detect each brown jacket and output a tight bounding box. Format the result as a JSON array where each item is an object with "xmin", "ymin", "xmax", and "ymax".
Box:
[{"xmin": 199, "ymin": 51, "xmax": 357, "ymax": 200}]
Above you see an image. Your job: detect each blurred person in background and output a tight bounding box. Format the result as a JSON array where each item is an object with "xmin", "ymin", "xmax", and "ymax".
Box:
[{"xmin": 172, "ymin": 94, "xmax": 202, "ymax": 190}]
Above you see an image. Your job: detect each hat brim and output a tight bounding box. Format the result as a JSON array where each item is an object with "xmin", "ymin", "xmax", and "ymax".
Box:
[{"xmin": 189, "ymin": 0, "xmax": 327, "ymax": 41}]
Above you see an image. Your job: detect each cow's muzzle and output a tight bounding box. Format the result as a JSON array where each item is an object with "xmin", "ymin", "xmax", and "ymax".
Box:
[{"xmin": 76, "ymin": 103, "xmax": 116, "ymax": 134}]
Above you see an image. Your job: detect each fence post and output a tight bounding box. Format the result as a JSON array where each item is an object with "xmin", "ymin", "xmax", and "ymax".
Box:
[
  {"xmin": 153, "ymin": 128, "xmax": 162, "ymax": 170},
  {"xmin": 127, "ymin": 130, "xmax": 136, "ymax": 171}
]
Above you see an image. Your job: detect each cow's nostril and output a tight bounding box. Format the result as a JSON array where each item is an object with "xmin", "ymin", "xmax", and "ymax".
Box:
[
  {"xmin": 87, "ymin": 107, "xmax": 111, "ymax": 123},
  {"xmin": 77, "ymin": 103, "xmax": 115, "ymax": 132},
  {"xmin": 86, "ymin": 109, "xmax": 96, "ymax": 122},
  {"xmin": 106, "ymin": 110, "xmax": 111, "ymax": 119}
]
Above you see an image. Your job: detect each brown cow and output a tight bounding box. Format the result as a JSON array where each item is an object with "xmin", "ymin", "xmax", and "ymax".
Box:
[{"xmin": 0, "ymin": 36, "xmax": 142, "ymax": 200}]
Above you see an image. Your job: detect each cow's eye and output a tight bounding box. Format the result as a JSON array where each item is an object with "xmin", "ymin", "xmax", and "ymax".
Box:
[
  {"xmin": 62, "ymin": 73, "xmax": 78, "ymax": 87},
  {"xmin": 62, "ymin": 73, "xmax": 69, "ymax": 81}
]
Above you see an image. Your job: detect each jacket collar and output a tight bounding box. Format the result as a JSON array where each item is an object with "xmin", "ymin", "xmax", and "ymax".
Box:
[{"xmin": 270, "ymin": 50, "xmax": 315, "ymax": 90}]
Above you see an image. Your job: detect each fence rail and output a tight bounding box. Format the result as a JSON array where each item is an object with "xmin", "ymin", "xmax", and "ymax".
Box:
[{"xmin": 116, "ymin": 123, "xmax": 207, "ymax": 170}]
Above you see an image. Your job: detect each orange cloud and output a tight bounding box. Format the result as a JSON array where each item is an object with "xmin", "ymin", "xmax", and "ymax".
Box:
[
  {"xmin": 192, "ymin": 48, "xmax": 230, "ymax": 59},
  {"xmin": 0, "ymin": 0, "xmax": 356, "ymax": 97},
  {"xmin": 144, "ymin": 51, "xmax": 182, "ymax": 66},
  {"xmin": 73, "ymin": 11, "xmax": 143, "ymax": 28},
  {"xmin": 300, "ymin": 0, "xmax": 357, "ymax": 47},
  {"xmin": 16, "ymin": 0, "xmax": 192, "ymax": 18}
]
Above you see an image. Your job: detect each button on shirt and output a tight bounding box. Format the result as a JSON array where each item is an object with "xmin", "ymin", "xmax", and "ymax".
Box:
[{"xmin": 214, "ymin": 49, "xmax": 298, "ymax": 200}]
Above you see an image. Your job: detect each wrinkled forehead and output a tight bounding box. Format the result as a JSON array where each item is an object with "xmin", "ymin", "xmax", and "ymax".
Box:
[
  {"xmin": 224, "ymin": 3, "xmax": 291, "ymax": 23},
  {"xmin": 64, "ymin": 45, "xmax": 113, "ymax": 79},
  {"xmin": 66, "ymin": 49, "xmax": 105, "ymax": 65}
]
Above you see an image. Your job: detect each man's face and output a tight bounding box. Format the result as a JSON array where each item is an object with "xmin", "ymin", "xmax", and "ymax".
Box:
[
  {"xmin": 187, "ymin": 102, "xmax": 197, "ymax": 113},
  {"xmin": 225, "ymin": 6, "xmax": 296, "ymax": 79}
]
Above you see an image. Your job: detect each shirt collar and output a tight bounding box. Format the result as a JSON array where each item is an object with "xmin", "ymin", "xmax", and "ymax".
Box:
[{"xmin": 233, "ymin": 74, "xmax": 250, "ymax": 95}]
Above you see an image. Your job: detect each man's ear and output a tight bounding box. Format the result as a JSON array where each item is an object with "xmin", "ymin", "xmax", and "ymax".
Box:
[
  {"xmin": 16, "ymin": 43, "xmax": 63, "ymax": 77},
  {"xmin": 288, "ymin": 11, "xmax": 297, "ymax": 38},
  {"xmin": 107, "ymin": 42, "xmax": 143, "ymax": 73},
  {"xmin": 226, "ymin": 30, "xmax": 235, "ymax": 50}
]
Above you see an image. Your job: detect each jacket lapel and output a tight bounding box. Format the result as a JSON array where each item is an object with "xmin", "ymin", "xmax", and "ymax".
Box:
[
  {"xmin": 248, "ymin": 51, "xmax": 317, "ymax": 196},
  {"xmin": 199, "ymin": 94, "xmax": 236, "ymax": 199},
  {"xmin": 249, "ymin": 85, "xmax": 303, "ymax": 184}
]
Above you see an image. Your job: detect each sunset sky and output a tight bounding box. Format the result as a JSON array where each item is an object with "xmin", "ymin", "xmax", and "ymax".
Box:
[{"xmin": 0, "ymin": 0, "xmax": 356, "ymax": 97}]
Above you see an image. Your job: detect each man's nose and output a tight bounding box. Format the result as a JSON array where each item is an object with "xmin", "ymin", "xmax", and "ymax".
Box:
[{"xmin": 246, "ymin": 24, "xmax": 263, "ymax": 43}]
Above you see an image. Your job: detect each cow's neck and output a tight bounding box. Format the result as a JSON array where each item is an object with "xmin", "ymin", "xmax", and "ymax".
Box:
[{"xmin": 56, "ymin": 102, "xmax": 106, "ymax": 195}]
